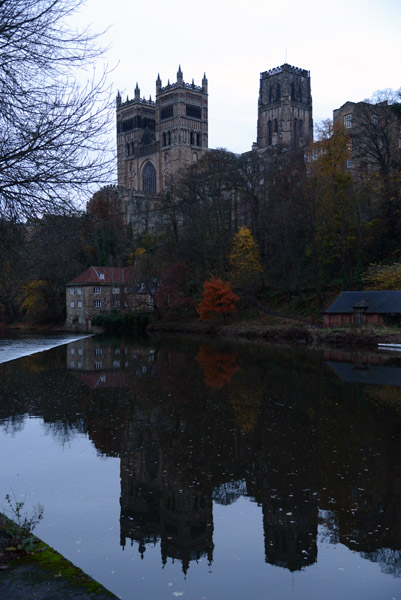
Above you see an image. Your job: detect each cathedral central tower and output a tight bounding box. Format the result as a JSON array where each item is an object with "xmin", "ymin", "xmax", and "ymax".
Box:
[{"xmin": 256, "ymin": 63, "xmax": 313, "ymax": 150}]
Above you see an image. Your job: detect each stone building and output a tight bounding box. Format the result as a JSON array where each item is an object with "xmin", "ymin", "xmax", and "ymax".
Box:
[
  {"xmin": 333, "ymin": 98, "xmax": 401, "ymax": 180},
  {"xmin": 65, "ymin": 266, "xmax": 156, "ymax": 332},
  {"xmin": 254, "ymin": 63, "xmax": 313, "ymax": 150},
  {"xmin": 116, "ymin": 66, "xmax": 208, "ymax": 196}
]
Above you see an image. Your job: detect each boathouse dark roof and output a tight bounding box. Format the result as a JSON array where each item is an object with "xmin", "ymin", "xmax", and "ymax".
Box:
[{"xmin": 324, "ymin": 291, "xmax": 401, "ymax": 314}]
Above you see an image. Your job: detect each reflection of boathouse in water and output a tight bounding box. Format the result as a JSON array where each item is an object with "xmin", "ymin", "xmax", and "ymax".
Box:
[{"xmin": 324, "ymin": 349, "xmax": 401, "ymax": 387}]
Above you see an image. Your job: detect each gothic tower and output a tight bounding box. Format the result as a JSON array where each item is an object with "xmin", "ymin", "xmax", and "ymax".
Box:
[
  {"xmin": 116, "ymin": 67, "xmax": 208, "ymax": 196},
  {"xmin": 256, "ymin": 63, "xmax": 313, "ymax": 150}
]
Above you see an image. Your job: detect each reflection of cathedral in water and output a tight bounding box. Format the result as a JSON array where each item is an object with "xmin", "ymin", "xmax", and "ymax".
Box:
[
  {"xmin": 120, "ymin": 444, "xmax": 214, "ymax": 573},
  {"xmin": 62, "ymin": 337, "xmax": 401, "ymax": 576}
]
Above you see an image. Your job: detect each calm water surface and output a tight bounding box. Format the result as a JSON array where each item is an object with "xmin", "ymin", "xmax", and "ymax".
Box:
[{"xmin": 0, "ymin": 333, "xmax": 400, "ymax": 599}]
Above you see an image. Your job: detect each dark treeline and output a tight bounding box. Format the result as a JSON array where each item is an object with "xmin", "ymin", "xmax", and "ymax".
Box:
[{"xmin": 1, "ymin": 92, "xmax": 401, "ymax": 325}]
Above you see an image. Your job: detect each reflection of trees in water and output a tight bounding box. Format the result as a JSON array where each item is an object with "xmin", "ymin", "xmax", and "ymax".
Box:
[
  {"xmin": 0, "ymin": 414, "xmax": 25, "ymax": 435},
  {"xmin": 362, "ymin": 548, "xmax": 401, "ymax": 578},
  {"xmin": 212, "ymin": 480, "xmax": 247, "ymax": 505},
  {"xmin": 197, "ymin": 346, "xmax": 239, "ymax": 389}
]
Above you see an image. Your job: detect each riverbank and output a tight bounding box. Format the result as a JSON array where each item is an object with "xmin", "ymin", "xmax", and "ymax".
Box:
[
  {"xmin": 5, "ymin": 313, "xmax": 401, "ymax": 349},
  {"xmin": 0, "ymin": 516, "xmax": 117, "ymax": 600},
  {"xmin": 148, "ymin": 314, "xmax": 401, "ymax": 348}
]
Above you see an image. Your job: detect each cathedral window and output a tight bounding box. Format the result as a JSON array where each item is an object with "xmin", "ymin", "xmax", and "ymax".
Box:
[
  {"xmin": 167, "ymin": 131, "xmax": 171, "ymax": 145},
  {"xmin": 291, "ymin": 83, "xmax": 295, "ymax": 100},
  {"xmin": 298, "ymin": 84, "xmax": 302, "ymax": 102},
  {"xmin": 269, "ymin": 87, "xmax": 273, "ymax": 103},
  {"xmin": 125, "ymin": 143, "xmax": 129, "ymax": 157},
  {"xmin": 196, "ymin": 133, "xmax": 200, "ymax": 146},
  {"xmin": 161, "ymin": 105, "xmax": 173, "ymax": 120},
  {"xmin": 267, "ymin": 121, "xmax": 272, "ymax": 145},
  {"xmin": 190, "ymin": 131, "xmax": 194, "ymax": 145},
  {"xmin": 276, "ymin": 84, "xmax": 281, "ymax": 100},
  {"xmin": 186, "ymin": 104, "xmax": 201, "ymax": 119},
  {"xmin": 299, "ymin": 120, "xmax": 303, "ymax": 137},
  {"xmin": 274, "ymin": 119, "xmax": 278, "ymax": 134},
  {"xmin": 142, "ymin": 161, "xmax": 156, "ymax": 194},
  {"xmin": 163, "ymin": 132, "xmax": 166, "ymax": 146}
]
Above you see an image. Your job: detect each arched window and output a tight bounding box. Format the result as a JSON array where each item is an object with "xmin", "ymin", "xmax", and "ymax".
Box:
[
  {"xmin": 299, "ymin": 120, "xmax": 303, "ymax": 137},
  {"xmin": 298, "ymin": 84, "xmax": 302, "ymax": 102},
  {"xmin": 167, "ymin": 131, "xmax": 171, "ymax": 145},
  {"xmin": 190, "ymin": 131, "xmax": 194, "ymax": 145},
  {"xmin": 267, "ymin": 121, "xmax": 272, "ymax": 145},
  {"xmin": 163, "ymin": 132, "xmax": 166, "ymax": 146},
  {"xmin": 142, "ymin": 161, "xmax": 156, "ymax": 194},
  {"xmin": 276, "ymin": 84, "xmax": 281, "ymax": 100},
  {"xmin": 274, "ymin": 118, "xmax": 278, "ymax": 134},
  {"xmin": 196, "ymin": 133, "xmax": 200, "ymax": 146},
  {"xmin": 291, "ymin": 83, "xmax": 295, "ymax": 101}
]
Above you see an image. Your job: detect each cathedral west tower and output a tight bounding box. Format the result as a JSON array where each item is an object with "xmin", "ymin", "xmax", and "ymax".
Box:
[{"xmin": 116, "ymin": 67, "xmax": 208, "ymax": 196}]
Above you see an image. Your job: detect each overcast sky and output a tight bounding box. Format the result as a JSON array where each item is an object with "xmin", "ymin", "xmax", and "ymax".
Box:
[{"xmin": 75, "ymin": 0, "xmax": 401, "ymax": 154}]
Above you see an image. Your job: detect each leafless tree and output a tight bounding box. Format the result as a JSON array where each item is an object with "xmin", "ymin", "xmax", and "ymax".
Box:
[{"xmin": 0, "ymin": 0, "xmax": 114, "ymax": 222}]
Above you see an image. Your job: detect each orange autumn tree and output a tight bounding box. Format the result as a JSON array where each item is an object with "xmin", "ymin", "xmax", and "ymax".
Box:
[{"xmin": 197, "ymin": 277, "xmax": 239, "ymax": 323}]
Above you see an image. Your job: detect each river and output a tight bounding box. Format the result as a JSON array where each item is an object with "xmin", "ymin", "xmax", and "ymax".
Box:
[{"xmin": 0, "ymin": 333, "xmax": 400, "ymax": 599}]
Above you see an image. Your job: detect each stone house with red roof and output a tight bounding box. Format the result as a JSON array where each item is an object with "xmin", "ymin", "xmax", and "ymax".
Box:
[{"xmin": 65, "ymin": 266, "xmax": 156, "ymax": 331}]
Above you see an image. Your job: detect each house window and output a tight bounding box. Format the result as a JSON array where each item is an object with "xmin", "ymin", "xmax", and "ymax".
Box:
[
  {"xmin": 313, "ymin": 150, "xmax": 318, "ymax": 161},
  {"xmin": 95, "ymin": 348, "xmax": 102, "ymax": 356},
  {"xmin": 70, "ymin": 348, "xmax": 75, "ymax": 355},
  {"xmin": 113, "ymin": 360, "xmax": 120, "ymax": 368},
  {"xmin": 70, "ymin": 301, "xmax": 75, "ymax": 308},
  {"xmin": 347, "ymin": 159, "xmax": 352, "ymax": 169},
  {"xmin": 373, "ymin": 114, "xmax": 378, "ymax": 126},
  {"xmin": 77, "ymin": 288, "xmax": 82, "ymax": 295},
  {"xmin": 354, "ymin": 308, "xmax": 363, "ymax": 324},
  {"xmin": 344, "ymin": 113, "xmax": 352, "ymax": 129},
  {"xmin": 95, "ymin": 362, "xmax": 102, "ymax": 370},
  {"xmin": 94, "ymin": 299, "xmax": 101, "ymax": 308},
  {"xmin": 99, "ymin": 273, "xmax": 105, "ymax": 280},
  {"xmin": 70, "ymin": 288, "xmax": 75, "ymax": 295},
  {"xmin": 304, "ymin": 152, "xmax": 310, "ymax": 163},
  {"xmin": 112, "ymin": 300, "xmax": 120, "ymax": 307},
  {"xmin": 112, "ymin": 288, "xmax": 120, "ymax": 294},
  {"xmin": 77, "ymin": 301, "xmax": 82, "ymax": 308},
  {"xmin": 94, "ymin": 287, "xmax": 101, "ymax": 294}
]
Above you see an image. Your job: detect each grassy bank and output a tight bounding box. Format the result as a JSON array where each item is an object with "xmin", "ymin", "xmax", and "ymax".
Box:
[
  {"xmin": 147, "ymin": 313, "xmax": 401, "ymax": 348},
  {"xmin": 0, "ymin": 513, "xmax": 116, "ymax": 599}
]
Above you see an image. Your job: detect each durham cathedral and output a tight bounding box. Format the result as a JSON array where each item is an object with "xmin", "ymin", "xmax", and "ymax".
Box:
[{"xmin": 94, "ymin": 63, "xmax": 314, "ymax": 232}]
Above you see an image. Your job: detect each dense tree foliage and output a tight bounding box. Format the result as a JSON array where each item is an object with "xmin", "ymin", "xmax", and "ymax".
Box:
[{"xmin": 2, "ymin": 85, "xmax": 401, "ymax": 325}]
